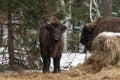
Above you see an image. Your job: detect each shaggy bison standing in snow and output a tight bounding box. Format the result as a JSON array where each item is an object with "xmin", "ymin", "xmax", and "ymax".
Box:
[
  {"xmin": 80, "ymin": 16, "xmax": 120, "ymax": 51},
  {"xmin": 39, "ymin": 16, "xmax": 67, "ymax": 73}
]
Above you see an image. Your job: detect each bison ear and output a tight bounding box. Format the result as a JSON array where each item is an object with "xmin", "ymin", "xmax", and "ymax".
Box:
[{"xmin": 62, "ymin": 25, "xmax": 67, "ymax": 32}]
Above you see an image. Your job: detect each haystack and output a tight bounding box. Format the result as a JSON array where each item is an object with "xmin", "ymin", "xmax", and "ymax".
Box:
[{"xmin": 81, "ymin": 32, "xmax": 120, "ymax": 73}]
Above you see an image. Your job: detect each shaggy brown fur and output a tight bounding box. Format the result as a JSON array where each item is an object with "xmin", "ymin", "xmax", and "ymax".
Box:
[
  {"xmin": 39, "ymin": 16, "xmax": 67, "ymax": 73},
  {"xmin": 82, "ymin": 33, "xmax": 120, "ymax": 73},
  {"xmin": 49, "ymin": 16, "xmax": 61, "ymax": 24},
  {"xmin": 80, "ymin": 16, "xmax": 120, "ymax": 51}
]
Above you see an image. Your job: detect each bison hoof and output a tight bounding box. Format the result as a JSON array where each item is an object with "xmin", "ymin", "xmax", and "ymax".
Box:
[
  {"xmin": 53, "ymin": 70, "xmax": 61, "ymax": 73},
  {"xmin": 43, "ymin": 70, "xmax": 50, "ymax": 73}
]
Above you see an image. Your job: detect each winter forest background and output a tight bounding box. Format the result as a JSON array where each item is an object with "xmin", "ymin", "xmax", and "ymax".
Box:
[{"xmin": 0, "ymin": 0, "xmax": 120, "ymax": 72}]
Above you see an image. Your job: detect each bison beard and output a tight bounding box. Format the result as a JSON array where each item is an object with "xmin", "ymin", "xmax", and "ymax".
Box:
[
  {"xmin": 39, "ymin": 20, "xmax": 66, "ymax": 73},
  {"xmin": 80, "ymin": 16, "xmax": 120, "ymax": 51}
]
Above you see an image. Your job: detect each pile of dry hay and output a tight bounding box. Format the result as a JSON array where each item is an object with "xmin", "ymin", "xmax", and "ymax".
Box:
[{"xmin": 76, "ymin": 32, "xmax": 120, "ymax": 73}]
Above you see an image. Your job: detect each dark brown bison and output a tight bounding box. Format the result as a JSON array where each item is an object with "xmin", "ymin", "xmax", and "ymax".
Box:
[
  {"xmin": 39, "ymin": 16, "xmax": 67, "ymax": 73},
  {"xmin": 80, "ymin": 16, "xmax": 120, "ymax": 51}
]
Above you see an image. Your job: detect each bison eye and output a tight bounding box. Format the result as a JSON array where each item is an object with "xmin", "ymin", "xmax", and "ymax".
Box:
[{"xmin": 46, "ymin": 24, "xmax": 54, "ymax": 31}]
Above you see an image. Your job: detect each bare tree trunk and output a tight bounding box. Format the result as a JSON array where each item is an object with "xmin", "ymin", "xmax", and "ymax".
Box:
[
  {"xmin": 89, "ymin": 0, "xmax": 100, "ymax": 22},
  {"xmin": 0, "ymin": 18, "xmax": 3, "ymax": 47},
  {"xmin": 93, "ymin": 0, "xmax": 100, "ymax": 17},
  {"xmin": 60, "ymin": 0, "xmax": 66, "ymax": 15},
  {"xmin": 8, "ymin": 0, "xmax": 14, "ymax": 70},
  {"xmin": 89, "ymin": 0, "xmax": 93, "ymax": 22},
  {"xmin": 102, "ymin": 0, "xmax": 112, "ymax": 16}
]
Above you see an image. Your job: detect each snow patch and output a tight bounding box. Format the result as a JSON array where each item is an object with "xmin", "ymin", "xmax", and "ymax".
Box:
[
  {"xmin": 99, "ymin": 32, "xmax": 120, "ymax": 37},
  {"xmin": 50, "ymin": 53, "xmax": 91, "ymax": 70}
]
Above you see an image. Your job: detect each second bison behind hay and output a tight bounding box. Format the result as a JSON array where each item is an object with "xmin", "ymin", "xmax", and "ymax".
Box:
[
  {"xmin": 80, "ymin": 16, "xmax": 120, "ymax": 51},
  {"xmin": 83, "ymin": 32, "xmax": 120, "ymax": 73}
]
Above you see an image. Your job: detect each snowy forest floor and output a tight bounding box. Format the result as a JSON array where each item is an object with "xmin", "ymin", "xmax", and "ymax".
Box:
[{"xmin": 0, "ymin": 64, "xmax": 120, "ymax": 80}]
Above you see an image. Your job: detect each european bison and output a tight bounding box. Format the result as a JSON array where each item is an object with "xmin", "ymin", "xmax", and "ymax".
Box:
[
  {"xmin": 39, "ymin": 16, "xmax": 67, "ymax": 73},
  {"xmin": 80, "ymin": 16, "xmax": 120, "ymax": 51}
]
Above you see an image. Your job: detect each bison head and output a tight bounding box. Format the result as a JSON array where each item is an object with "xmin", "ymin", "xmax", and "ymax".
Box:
[
  {"xmin": 46, "ymin": 23, "xmax": 67, "ymax": 41},
  {"xmin": 80, "ymin": 24, "xmax": 95, "ymax": 51}
]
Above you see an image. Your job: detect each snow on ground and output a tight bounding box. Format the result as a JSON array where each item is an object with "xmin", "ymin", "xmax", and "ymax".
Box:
[
  {"xmin": 0, "ymin": 47, "xmax": 6, "ymax": 52},
  {"xmin": 0, "ymin": 47, "xmax": 8, "ymax": 64},
  {"xmin": 50, "ymin": 53, "xmax": 91, "ymax": 70}
]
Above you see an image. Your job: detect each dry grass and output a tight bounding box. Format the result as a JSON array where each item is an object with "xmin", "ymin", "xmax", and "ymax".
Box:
[{"xmin": 0, "ymin": 67, "xmax": 120, "ymax": 80}]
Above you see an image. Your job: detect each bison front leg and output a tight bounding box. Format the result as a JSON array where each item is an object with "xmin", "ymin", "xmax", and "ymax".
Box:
[
  {"xmin": 42, "ymin": 55, "xmax": 51, "ymax": 73},
  {"xmin": 53, "ymin": 54, "xmax": 61, "ymax": 73}
]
